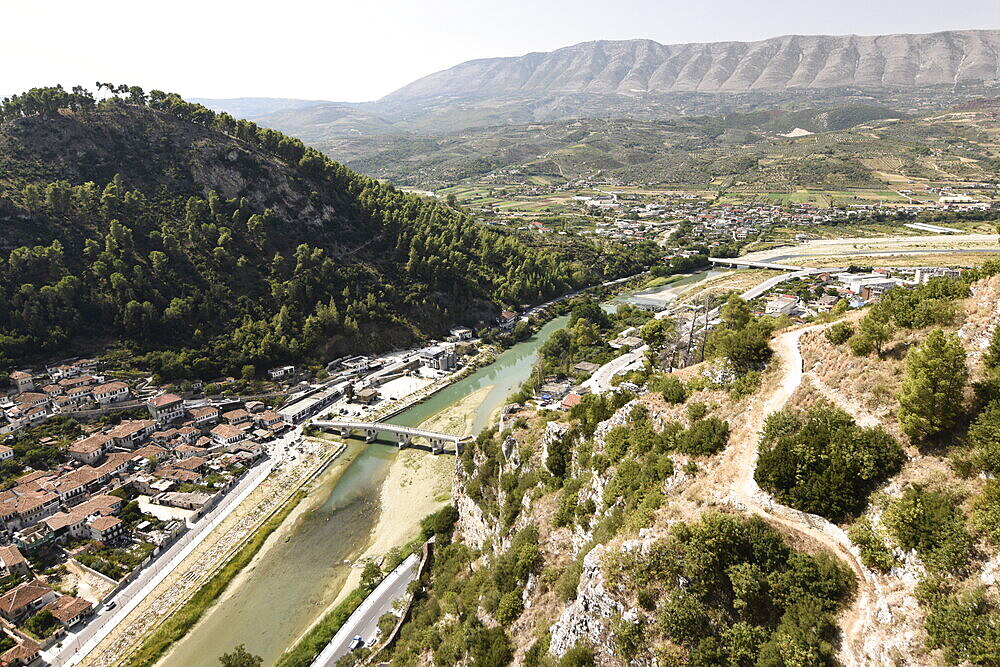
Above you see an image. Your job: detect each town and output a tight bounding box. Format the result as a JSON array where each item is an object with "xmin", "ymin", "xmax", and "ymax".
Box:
[{"xmin": 465, "ymin": 181, "xmax": 997, "ymax": 248}]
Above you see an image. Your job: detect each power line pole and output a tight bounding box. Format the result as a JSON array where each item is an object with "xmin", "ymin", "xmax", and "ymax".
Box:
[{"xmin": 699, "ymin": 295, "xmax": 713, "ymax": 363}]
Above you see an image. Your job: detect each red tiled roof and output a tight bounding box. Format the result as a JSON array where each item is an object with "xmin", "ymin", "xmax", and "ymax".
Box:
[
  {"xmin": 0, "ymin": 638, "xmax": 40, "ymax": 662},
  {"xmin": 210, "ymin": 424, "xmax": 244, "ymax": 440},
  {"xmin": 93, "ymin": 381, "xmax": 129, "ymax": 395},
  {"xmin": 108, "ymin": 420, "xmax": 155, "ymax": 438},
  {"xmin": 173, "ymin": 456, "xmax": 207, "ymax": 471},
  {"xmin": 149, "ymin": 393, "xmax": 182, "ymax": 407},
  {"xmin": 69, "ymin": 434, "xmax": 112, "ymax": 454},
  {"xmin": 42, "ymin": 595, "xmax": 92, "ymax": 623},
  {"xmin": 89, "ymin": 516, "xmax": 121, "ymax": 532},
  {"xmin": 0, "ymin": 580, "xmax": 53, "ymax": 616},
  {"xmin": 0, "ymin": 545, "xmax": 26, "ymax": 570}
]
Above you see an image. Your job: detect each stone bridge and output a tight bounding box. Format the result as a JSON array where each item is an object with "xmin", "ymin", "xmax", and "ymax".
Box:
[{"xmin": 311, "ymin": 419, "xmax": 471, "ymax": 454}]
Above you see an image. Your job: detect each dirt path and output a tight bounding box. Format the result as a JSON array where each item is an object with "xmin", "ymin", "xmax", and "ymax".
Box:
[
  {"xmin": 711, "ymin": 324, "xmax": 879, "ymax": 666},
  {"xmin": 804, "ymin": 371, "xmax": 882, "ymax": 428}
]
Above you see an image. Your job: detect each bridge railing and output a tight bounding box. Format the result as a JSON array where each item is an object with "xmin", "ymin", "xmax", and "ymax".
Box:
[{"xmin": 311, "ymin": 420, "xmax": 470, "ymax": 443}]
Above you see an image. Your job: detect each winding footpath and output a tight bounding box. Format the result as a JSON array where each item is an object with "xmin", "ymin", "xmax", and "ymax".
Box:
[{"xmin": 719, "ymin": 324, "xmax": 880, "ymax": 667}]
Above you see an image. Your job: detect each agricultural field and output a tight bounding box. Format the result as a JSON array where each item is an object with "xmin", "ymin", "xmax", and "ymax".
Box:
[{"xmin": 350, "ymin": 107, "xmax": 999, "ymax": 206}]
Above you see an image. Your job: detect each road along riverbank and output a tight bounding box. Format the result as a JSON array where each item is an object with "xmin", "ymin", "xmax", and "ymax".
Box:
[{"xmin": 142, "ymin": 274, "xmax": 707, "ymax": 666}]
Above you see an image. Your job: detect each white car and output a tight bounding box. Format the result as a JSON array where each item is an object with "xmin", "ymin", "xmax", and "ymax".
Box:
[{"xmin": 348, "ymin": 635, "xmax": 363, "ymax": 651}]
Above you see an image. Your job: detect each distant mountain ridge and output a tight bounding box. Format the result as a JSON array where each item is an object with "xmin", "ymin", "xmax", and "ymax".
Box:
[
  {"xmin": 384, "ymin": 30, "xmax": 1000, "ymax": 102},
  {"xmin": 191, "ymin": 97, "xmax": 332, "ymax": 118},
  {"xmin": 195, "ymin": 30, "xmax": 1000, "ymax": 166}
]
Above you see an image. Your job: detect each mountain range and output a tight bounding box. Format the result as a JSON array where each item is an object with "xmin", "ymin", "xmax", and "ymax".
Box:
[
  {"xmin": 196, "ymin": 29, "xmax": 1000, "ymax": 140},
  {"xmin": 384, "ymin": 30, "xmax": 1000, "ymax": 101}
]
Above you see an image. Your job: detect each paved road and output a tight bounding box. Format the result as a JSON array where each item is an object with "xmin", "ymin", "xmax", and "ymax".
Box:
[
  {"xmin": 312, "ymin": 552, "xmax": 422, "ymax": 666},
  {"xmin": 580, "ymin": 344, "xmax": 649, "ymax": 394},
  {"xmin": 43, "ymin": 428, "xmax": 301, "ymax": 667}
]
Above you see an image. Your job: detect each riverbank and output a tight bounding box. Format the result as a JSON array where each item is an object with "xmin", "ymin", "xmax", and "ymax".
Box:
[
  {"xmin": 323, "ymin": 385, "xmax": 492, "ymax": 611},
  {"xmin": 154, "ymin": 438, "xmax": 359, "ymax": 662},
  {"xmin": 91, "ymin": 440, "xmax": 343, "ymax": 667}
]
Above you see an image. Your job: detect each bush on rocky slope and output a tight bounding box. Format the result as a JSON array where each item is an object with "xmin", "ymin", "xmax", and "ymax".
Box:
[{"xmin": 755, "ymin": 405, "xmax": 903, "ymax": 521}]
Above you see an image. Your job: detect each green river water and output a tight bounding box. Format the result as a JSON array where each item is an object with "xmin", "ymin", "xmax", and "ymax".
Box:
[
  {"xmin": 162, "ymin": 315, "xmax": 573, "ymax": 666},
  {"xmin": 160, "ymin": 270, "xmax": 726, "ymax": 666}
]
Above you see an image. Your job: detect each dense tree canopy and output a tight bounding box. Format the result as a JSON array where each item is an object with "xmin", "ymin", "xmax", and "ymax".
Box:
[
  {"xmin": 0, "ymin": 86, "xmax": 655, "ymax": 377},
  {"xmin": 755, "ymin": 405, "xmax": 904, "ymax": 521},
  {"xmin": 604, "ymin": 513, "xmax": 854, "ymax": 666}
]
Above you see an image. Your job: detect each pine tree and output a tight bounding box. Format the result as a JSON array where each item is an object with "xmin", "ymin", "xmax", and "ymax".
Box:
[
  {"xmin": 897, "ymin": 329, "xmax": 968, "ymax": 441},
  {"xmin": 984, "ymin": 326, "xmax": 1000, "ymax": 371}
]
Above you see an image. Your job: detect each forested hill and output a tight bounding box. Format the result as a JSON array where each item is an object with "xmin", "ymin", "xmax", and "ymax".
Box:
[{"xmin": 0, "ymin": 86, "xmax": 651, "ymax": 379}]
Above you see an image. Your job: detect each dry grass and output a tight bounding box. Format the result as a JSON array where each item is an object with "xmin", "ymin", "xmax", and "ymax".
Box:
[
  {"xmin": 959, "ymin": 274, "xmax": 1000, "ymax": 370},
  {"xmin": 675, "ymin": 269, "xmax": 781, "ymax": 304},
  {"xmin": 799, "ymin": 326, "xmax": 910, "ymax": 423},
  {"xmin": 787, "ymin": 252, "xmax": 1000, "ymax": 268}
]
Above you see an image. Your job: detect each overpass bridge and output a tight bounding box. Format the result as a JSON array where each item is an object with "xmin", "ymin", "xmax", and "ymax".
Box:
[
  {"xmin": 708, "ymin": 257, "xmax": 805, "ymax": 271},
  {"xmin": 311, "ymin": 419, "xmax": 471, "ymax": 454}
]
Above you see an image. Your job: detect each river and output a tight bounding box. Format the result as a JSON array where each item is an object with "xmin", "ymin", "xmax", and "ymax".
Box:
[
  {"xmin": 160, "ymin": 269, "xmax": 723, "ymax": 666},
  {"xmin": 161, "ymin": 315, "xmax": 573, "ymax": 666}
]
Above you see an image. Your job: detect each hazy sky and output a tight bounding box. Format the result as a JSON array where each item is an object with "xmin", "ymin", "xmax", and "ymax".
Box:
[{"xmin": 4, "ymin": 0, "xmax": 998, "ymax": 102}]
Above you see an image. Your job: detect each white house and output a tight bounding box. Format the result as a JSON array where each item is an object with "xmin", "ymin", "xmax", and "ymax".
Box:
[
  {"xmin": 147, "ymin": 393, "xmax": 184, "ymax": 424},
  {"xmin": 92, "ymin": 381, "xmax": 130, "ymax": 406},
  {"xmin": 765, "ymin": 295, "xmax": 800, "ymax": 316},
  {"xmin": 268, "ymin": 366, "xmax": 295, "ymax": 380},
  {"xmin": 210, "ymin": 424, "xmax": 246, "ymax": 446}
]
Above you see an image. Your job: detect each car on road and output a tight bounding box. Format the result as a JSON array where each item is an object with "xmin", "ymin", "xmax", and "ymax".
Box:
[{"xmin": 349, "ymin": 635, "xmax": 363, "ymax": 651}]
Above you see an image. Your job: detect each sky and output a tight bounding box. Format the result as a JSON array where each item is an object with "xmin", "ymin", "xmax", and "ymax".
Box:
[{"xmin": 4, "ymin": 0, "xmax": 998, "ymax": 102}]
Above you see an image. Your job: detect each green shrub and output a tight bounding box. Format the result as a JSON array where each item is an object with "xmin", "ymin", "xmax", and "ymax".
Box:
[
  {"xmin": 559, "ymin": 643, "xmax": 596, "ymax": 667},
  {"xmin": 755, "ymin": 406, "xmax": 903, "ymax": 521},
  {"xmin": 556, "ymin": 559, "xmax": 583, "ymax": 602},
  {"xmin": 847, "ymin": 333, "xmax": 874, "ymax": 356},
  {"xmin": 495, "ymin": 590, "xmax": 524, "ymax": 625},
  {"xmin": 675, "ymin": 417, "xmax": 729, "ymax": 455},
  {"xmin": 658, "ymin": 375, "xmax": 687, "ymax": 404},
  {"xmin": 825, "ymin": 322, "xmax": 855, "ymax": 345},
  {"xmin": 712, "ymin": 320, "xmax": 774, "ymax": 372},
  {"xmin": 686, "ymin": 401, "xmax": 708, "ymax": 421},
  {"xmin": 611, "ymin": 615, "xmax": 645, "ymax": 661},
  {"xmin": 882, "ymin": 486, "xmax": 973, "ymax": 573},
  {"xmin": 969, "ymin": 401, "xmax": 1000, "ymax": 474},
  {"xmin": 847, "ymin": 518, "xmax": 899, "ymax": 572},
  {"xmin": 923, "ymin": 587, "xmax": 1000, "ymax": 665},
  {"xmin": 728, "ymin": 371, "xmax": 761, "ymax": 399},
  {"xmin": 972, "ymin": 480, "xmax": 1000, "ymax": 546},
  {"xmin": 420, "ymin": 504, "xmax": 458, "ymax": 544}
]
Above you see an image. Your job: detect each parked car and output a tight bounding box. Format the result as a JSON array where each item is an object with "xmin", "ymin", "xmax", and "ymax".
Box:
[{"xmin": 349, "ymin": 636, "xmax": 363, "ymax": 651}]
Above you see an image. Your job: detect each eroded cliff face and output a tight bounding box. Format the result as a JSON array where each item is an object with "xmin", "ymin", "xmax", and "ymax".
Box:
[
  {"xmin": 548, "ymin": 544, "xmax": 622, "ymax": 660},
  {"xmin": 448, "ymin": 397, "xmax": 688, "ymax": 663}
]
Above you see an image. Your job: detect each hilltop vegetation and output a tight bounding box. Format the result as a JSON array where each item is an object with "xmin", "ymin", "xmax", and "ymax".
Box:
[
  {"xmin": 315, "ymin": 264, "xmax": 1000, "ymax": 667},
  {"xmin": 0, "ymin": 85, "xmax": 654, "ymax": 377},
  {"xmin": 314, "ymin": 106, "xmax": 1000, "ymax": 192}
]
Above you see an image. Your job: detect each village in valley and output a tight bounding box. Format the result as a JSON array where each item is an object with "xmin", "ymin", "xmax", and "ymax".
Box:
[{"xmin": 0, "ymin": 315, "xmax": 520, "ymax": 664}]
